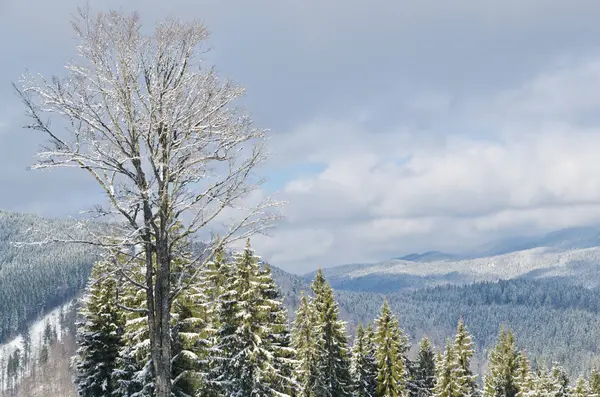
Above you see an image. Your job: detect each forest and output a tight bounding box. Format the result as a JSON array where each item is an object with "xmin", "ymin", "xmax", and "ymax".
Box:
[
  {"xmin": 0, "ymin": 241, "xmax": 595, "ymax": 397},
  {"xmin": 3, "ymin": 6, "xmax": 600, "ymax": 397}
]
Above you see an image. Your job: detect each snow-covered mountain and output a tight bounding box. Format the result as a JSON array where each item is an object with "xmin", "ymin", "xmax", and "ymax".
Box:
[{"xmin": 308, "ymin": 225, "xmax": 600, "ymax": 293}]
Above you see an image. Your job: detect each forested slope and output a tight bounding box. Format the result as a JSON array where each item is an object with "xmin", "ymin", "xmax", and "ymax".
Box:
[
  {"xmin": 0, "ymin": 211, "xmax": 96, "ymax": 342},
  {"xmin": 2, "ymin": 209, "xmax": 600, "ymax": 377},
  {"xmin": 274, "ymin": 266, "xmax": 600, "ymax": 376}
]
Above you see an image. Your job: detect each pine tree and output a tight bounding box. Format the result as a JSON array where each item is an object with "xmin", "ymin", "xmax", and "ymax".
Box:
[
  {"xmin": 350, "ymin": 324, "xmax": 377, "ymax": 397},
  {"xmin": 210, "ymin": 240, "xmax": 293, "ymax": 397},
  {"xmin": 483, "ymin": 328, "xmax": 520, "ymax": 397},
  {"xmin": 515, "ymin": 352, "xmax": 534, "ymax": 397},
  {"xmin": 258, "ymin": 263, "xmax": 298, "ymax": 395},
  {"xmin": 525, "ymin": 366, "xmax": 562, "ymax": 397},
  {"xmin": 292, "ymin": 292, "xmax": 324, "ymax": 397},
  {"xmin": 589, "ymin": 368, "xmax": 600, "ymax": 397},
  {"xmin": 170, "ymin": 253, "xmax": 213, "ymax": 396},
  {"xmin": 310, "ymin": 269, "xmax": 354, "ymax": 397},
  {"xmin": 433, "ymin": 339, "xmax": 459, "ymax": 397},
  {"xmin": 550, "ymin": 364, "xmax": 569, "ymax": 397},
  {"xmin": 411, "ymin": 335, "xmax": 436, "ymax": 397},
  {"xmin": 570, "ymin": 376, "xmax": 592, "ymax": 397},
  {"xmin": 197, "ymin": 243, "xmax": 232, "ymax": 396},
  {"xmin": 452, "ymin": 319, "xmax": 478, "ymax": 397},
  {"xmin": 374, "ymin": 299, "xmax": 407, "ymax": 397},
  {"xmin": 113, "ymin": 262, "xmax": 154, "ymax": 397},
  {"xmin": 74, "ymin": 259, "xmax": 124, "ymax": 397},
  {"xmin": 21, "ymin": 328, "xmax": 31, "ymax": 373}
]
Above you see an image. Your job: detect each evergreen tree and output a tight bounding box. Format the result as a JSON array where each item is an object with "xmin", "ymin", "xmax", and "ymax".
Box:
[
  {"xmin": 310, "ymin": 269, "xmax": 354, "ymax": 397},
  {"xmin": 258, "ymin": 263, "xmax": 298, "ymax": 395},
  {"xmin": 589, "ymin": 368, "xmax": 600, "ymax": 397},
  {"xmin": 113, "ymin": 263, "xmax": 154, "ymax": 397},
  {"xmin": 170, "ymin": 253, "xmax": 213, "ymax": 396},
  {"xmin": 292, "ymin": 293, "xmax": 324, "ymax": 397},
  {"xmin": 433, "ymin": 339, "xmax": 458, "ymax": 397},
  {"xmin": 524, "ymin": 366, "xmax": 561, "ymax": 397},
  {"xmin": 515, "ymin": 352, "xmax": 534, "ymax": 397},
  {"xmin": 483, "ymin": 328, "xmax": 520, "ymax": 397},
  {"xmin": 74, "ymin": 259, "xmax": 124, "ymax": 397},
  {"xmin": 452, "ymin": 319, "xmax": 478, "ymax": 397},
  {"xmin": 350, "ymin": 324, "xmax": 377, "ymax": 397},
  {"xmin": 210, "ymin": 241, "xmax": 293, "ymax": 397},
  {"xmin": 374, "ymin": 299, "xmax": 407, "ymax": 397},
  {"xmin": 550, "ymin": 364, "xmax": 569, "ymax": 397},
  {"xmin": 570, "ymin": 376, "xmax": 592, "ymax": 397},
  {"xmin": 411, "ymin": 335, "xmax": 436, "ymax": 397},
  {"xmin": 21, "ymin": 328, "xmax": 31, "ymax": 372}
]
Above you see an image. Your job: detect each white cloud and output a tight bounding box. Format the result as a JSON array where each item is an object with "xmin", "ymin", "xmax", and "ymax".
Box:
[{"xmin": 250, "ymin": 54, "xmax": 600, "ymax": 273}]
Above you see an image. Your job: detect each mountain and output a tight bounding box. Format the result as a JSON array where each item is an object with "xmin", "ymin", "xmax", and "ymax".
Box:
[
  {"xmin": 4, "ymin": 209, "xmax": 600, "ymax": 379},
  {"xmin": 396, "ymin": 250, "xmax": 458, "ymax": 262},
  {"xmin": 308, "ymin": 223, "xmax": 600, "ymax": 294},
  {"xmin": 470, "ymin": 225, "xmax": 600, "ymax": 258},
  {"xmin": 0, "ymin": 211, "xmax": 97, "ymax": 342}
]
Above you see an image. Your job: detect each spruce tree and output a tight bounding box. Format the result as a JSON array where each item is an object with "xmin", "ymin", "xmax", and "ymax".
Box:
[
  {"xmin": 170, "ymin": 254, "xmax": 214, "ymax": 396},
  {"xmin": 525, "ymin": 366, "xmax": 562, "ymax": 397},
  {"xmin": 452, "ymin": 319, "xmax": 478, "ymax": 397},
  {"xmin": 483, "ymin": 328, "xmax": 520, "ymax": 397},
  {"xmin": 550, "ymin": 364, "xmax": 569, "ymax": 397},
  {"xmin": 258, "ymin": 263, "xmax": 298, "ymax": 395},
  {"xmin": 589, "ymin": 368, "xmax": 600, "ymax": 397},
  {"xmin": 113, "ymin": 262, "xmax": 154, "ymax": 397},
  {"xmin": 350, "ymin": 324, "xmax": 377, "ymax": 397},
  {"xmin": 432, "ymin": 339, "xmax": 458, "ymax": 397},
  {"xmin": 412, "ymin": 335, "xmax": 436, "ymax": 397},
  {"xmin": 310, "ymin": 269, "xmax": 353, "ymax": 397},
  {"xmin": 570, "ymin": 376, "xmax": 592, "ymax": 397},
  {"xmin": 374, "ymin": 300, "xmax": 407, "ymax": 397},
  {"xmin": 515, "ymin": 352, "xmax": 534, "ymax": 397},
  {"xmin": 210, "ymin": 241, "xmax": 293, "ymax": 397},
  {"xmin": 74, "ymin": 259, "xmax": 124, "ymax": 397},
  {"xmin": 292, "ymin": 293, "xmax": 324, "ymax": 397}
]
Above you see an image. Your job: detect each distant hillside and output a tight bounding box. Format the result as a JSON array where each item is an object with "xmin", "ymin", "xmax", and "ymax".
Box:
[
  {"xmin": 279, "ymin": 267, "xmax": 600, "ymax": 377},
  {"xmin": 309, "ymin": 246, "xmax": 600, "ymax": 293},
  {"xmin": 0, "ymin": 211, "xmax": 97, "ymax": 342}
]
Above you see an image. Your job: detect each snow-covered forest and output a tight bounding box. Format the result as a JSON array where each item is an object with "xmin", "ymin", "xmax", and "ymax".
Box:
[
  {"xmin": 3, "ymin": 240, "xmax": 600, "ymax": 397},
  {"xmin": 4, "ymin": 5, "xmax": 600, "ymax": 397}
]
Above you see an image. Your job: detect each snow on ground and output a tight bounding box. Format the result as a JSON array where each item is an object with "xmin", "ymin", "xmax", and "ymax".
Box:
[
  {"xmin": 346, "ymin": 246, "xmax": 600, "ymax": 282},
  {"xmin": 0, "ymin": 300, "xmax": 74, "ymax": 391}
]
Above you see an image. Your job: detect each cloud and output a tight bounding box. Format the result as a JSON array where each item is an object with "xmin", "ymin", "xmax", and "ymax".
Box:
[
  {"xmin": 248, "ymin": 54, "xmax": 600, "ymax": 272},
  {"xmin": 3, "ymin": 1, "xmax": 600, "ymax": 273}
]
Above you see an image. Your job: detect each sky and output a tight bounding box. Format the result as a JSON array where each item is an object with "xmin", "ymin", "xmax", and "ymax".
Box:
[{"xmin": 3, "ymin": 1, "xmax": 600, "ymax": 273}]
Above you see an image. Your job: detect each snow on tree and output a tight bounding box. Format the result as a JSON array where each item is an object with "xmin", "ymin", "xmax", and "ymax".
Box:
[
  {"xmin": 410, "ymin": 335, "xmax": 436, "ymax": 397},
  {"xmin": 452, "ymin": 319, "xmax": 478, "ymax": 397},
  {"xmin": 589, "ymin": 368, "xmax": 600, "ymax": 397},
  {"xmin": 350, "ymin": 324, "xmax": 378, "ymax": 397},
  {"xmin": 15, "ymin": 8, "xmax": 280, "ymax": 396},
  {"xmin": 550, "ymin": 364, "xmax": 569, "ymax": 397},
  {"xmin": 310, "ymin": 269, "xmax": 354, "ymax": 397},
  {"xmin": 515, "ymin": 352, "xmax": 534, "ymax": 397},
  {"xmin": 292, "ymin": 293, "xmax": 324, "ymax": 397},
  {"xmin": 113, "ymin": 259, "xmax": 154, "ymax": 397},
  {"xmin": 570, "ymin": 376, "xmax": 592, "ymax": 397},
  {"xmin": 209, "ymin": 240, "xmax": 293, "ymax": 397},
  {"xmin": 433, "ymin": 339, "xmax": 458, "ymax": 397},
  {"xmin": 374, "ymin": 299, "xmax": 408, "ymax": 397},
  {"xmin": 257, "ymin": 263, "xmax": 299, "ymax": 395},
  {"xmin": 483, "ymin": 328, "xmax": 520, "ymax": 397},
  {"xmin": 73, "ymin": 259, "xmax": 124, "ymax": 397},
  {"xmin": 170, "ymin": 252, "xmax": 214, "ymax": 396}
]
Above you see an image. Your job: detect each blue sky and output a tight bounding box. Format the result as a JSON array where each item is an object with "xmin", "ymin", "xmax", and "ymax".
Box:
[{"xmin": 3, "ymin": 0, "xmax": 600, "ymax": 273}]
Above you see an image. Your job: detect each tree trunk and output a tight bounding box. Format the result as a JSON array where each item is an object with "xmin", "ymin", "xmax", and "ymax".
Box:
[{"xmin": 153, "ymin": 237, "xmax": 172, "ymax": 397}]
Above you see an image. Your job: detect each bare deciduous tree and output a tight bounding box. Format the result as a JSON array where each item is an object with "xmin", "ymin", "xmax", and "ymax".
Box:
[{"xmin": 15, "ymin": 8, "xmax": 280, "ymax": 396}]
